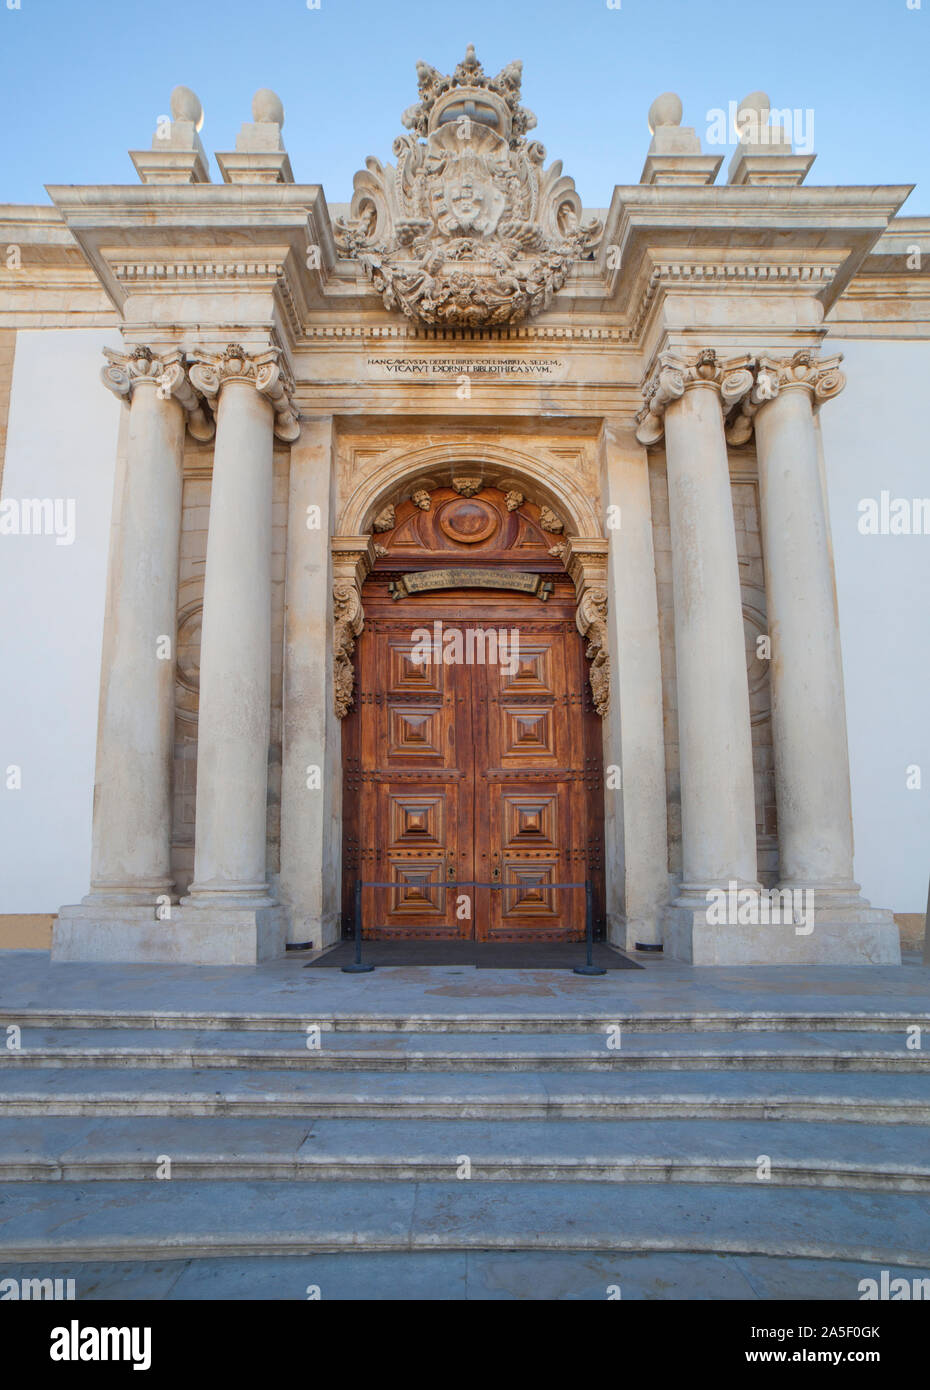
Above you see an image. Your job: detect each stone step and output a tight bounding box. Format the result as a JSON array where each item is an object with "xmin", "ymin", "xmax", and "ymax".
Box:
[
  {"xmin": 2, "ymin": 1027, "xmax": 927, "ymax": 1071},
  {"xmin": 1, "ymin": 1007, "xmax": 927, "ymax": 1035},
  {"xmin": 2, "ymin": 1066, "xmax": 930, "ymax": 1122},
  {"xmin": 5, "ymin": 1250, "xmax": 927, "ymax": 1300},
  {"xmin": 1, "ymin": 1115, "xmax": 929, "ymax": 1191},
  {"xmin": 2, "ymin": 1179, "xmax": 929, "ymax": 1265}
]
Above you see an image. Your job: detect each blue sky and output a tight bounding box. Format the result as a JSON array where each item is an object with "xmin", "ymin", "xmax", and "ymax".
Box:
[{"xmin": 1, "ymin": 0, "xmax": 927, "ymax": 211}]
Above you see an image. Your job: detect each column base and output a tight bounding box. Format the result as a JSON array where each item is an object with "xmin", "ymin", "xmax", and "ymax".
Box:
[
  {"xmin": 53, "ymin": 903, "xmax": 287, "ymax": 966},
  {"xmin": 181, "ymin": 881, "xmax": 276, "ymax": 909},
  {"xmin": 663, "ymin": 901, "xmax": 902, "ymax": 965},
  {"xmin": 83, "ymin": 881, "xmax": 176, "ymax": 907}
]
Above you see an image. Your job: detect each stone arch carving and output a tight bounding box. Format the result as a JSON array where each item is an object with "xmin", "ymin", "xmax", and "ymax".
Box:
[
  {"xmin": 337, "ymin": 443, "xmax": 602, "ymax": 539},
  {"xmin": 331, "ymin": 445, "xmax": 609, "ymax": 717}
]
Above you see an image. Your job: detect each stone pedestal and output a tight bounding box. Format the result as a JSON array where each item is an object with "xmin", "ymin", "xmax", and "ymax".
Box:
[{"xmin": 54, "ymin": 903, "xmax": 286, "ymax": 966}]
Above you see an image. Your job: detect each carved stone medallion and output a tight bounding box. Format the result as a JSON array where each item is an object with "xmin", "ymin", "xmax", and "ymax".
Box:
[{"xmin": 437, "ymin": 497, "xmax": 500, "ymax": 545}]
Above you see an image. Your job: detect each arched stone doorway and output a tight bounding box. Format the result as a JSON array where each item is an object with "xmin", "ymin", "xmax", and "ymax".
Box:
[{"xmin": 340, "ymin": 482, "xmax": 606, "ymax": 942}]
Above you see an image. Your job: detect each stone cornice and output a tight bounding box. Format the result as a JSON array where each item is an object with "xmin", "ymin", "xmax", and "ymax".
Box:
[
  {"xmin": 100, "ymin": 346, "xmax": 214, "ymax": 441},
  {"xmin": 600, "ymin": 184, "xmax": 913, "ymax": 335},
  {"xmin": 188, "ymin": 343, "xmax": 300, "ymax": 442},
  {"xmin": 41, "ymin": 180, "xmax": 913, "ymax": 346}
]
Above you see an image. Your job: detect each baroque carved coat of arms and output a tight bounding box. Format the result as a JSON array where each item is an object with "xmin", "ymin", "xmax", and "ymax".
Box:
[{"xmin": 334, "ymin": 46, "xmax": 603, "ymax": 328}]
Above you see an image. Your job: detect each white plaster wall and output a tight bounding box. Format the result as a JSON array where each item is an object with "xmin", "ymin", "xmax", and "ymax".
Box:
[
  {"xmin": 821, "ymin": 338, "xmax": 930, "ymax": 914},
  {"xmin": 0, "ymin": 329, "xmax": 121, "ymax": 911}
]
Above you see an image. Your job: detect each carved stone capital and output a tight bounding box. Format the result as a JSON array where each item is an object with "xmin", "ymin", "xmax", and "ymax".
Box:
[
  {"xmin": 725, "ymin": 350, "xmax": 846, "ymax": 444},
  {"xmin": 189, "ymin": 344, "xmax": 301, "ymax": 442},
  {"xmin": 635, "ymin": 348, "xmax": 756, "ymax": 446},
  {"xmin": 101, "ymin": 346, "xmax": 215, "ymax": 441}
]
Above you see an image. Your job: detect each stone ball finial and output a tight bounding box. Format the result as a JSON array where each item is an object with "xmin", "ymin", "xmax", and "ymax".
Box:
[
  {"xmin": 252, "ymin": 88, "xmax": 285, "ymax": 127},
  {"xmin": 737, "ymin": 90, "xmax": 771, "ymax": 130},
  {"xmin": 170, "ymin": 85, "xmax": 204, "ymax": 131},
  {"xmin": 648, "ymin": 92, "xmax": 683, "ymax": 134}
]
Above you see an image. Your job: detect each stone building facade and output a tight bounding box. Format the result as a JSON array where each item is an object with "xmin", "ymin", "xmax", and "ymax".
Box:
[{"xmin": 2, "ymin": 53, "xmax": 927, "ymax": 966}]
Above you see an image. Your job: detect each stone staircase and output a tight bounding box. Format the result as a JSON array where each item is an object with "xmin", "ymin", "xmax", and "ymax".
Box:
[{"xmin": 1, "ymin": 1005, "xmax": 930, "ymax": 1298}]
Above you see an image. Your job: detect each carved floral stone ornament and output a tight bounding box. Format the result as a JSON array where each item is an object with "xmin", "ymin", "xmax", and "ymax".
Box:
[
  {"xmin": 576, "ymin": 587, "xmax": 609, "ymax": 717},
  {"xmin": 188, "ymin": 343, "xmax": 301, "ymax": 442},
  {"xmin": 334, "ymin": 46, "xmax": 603, "ymax": 327},
  {"xmin": 333, "ymin": 581, "xmax": 364, "ymax": 718},
  {"xmin": 634, "ymin": 347, "xmax": 846, "ymax": 447}
]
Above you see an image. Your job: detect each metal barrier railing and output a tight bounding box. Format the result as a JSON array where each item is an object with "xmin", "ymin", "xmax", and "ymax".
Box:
[{"xmin": 344, "ymin": 878, "xmax": 605, "ymax": 976}]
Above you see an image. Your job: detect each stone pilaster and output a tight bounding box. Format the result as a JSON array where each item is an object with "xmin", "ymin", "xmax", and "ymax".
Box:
[
  {"xmin": 597, "ymin": 423, "xmax": 670, "ymax": 950},
  {"xmin": 279, "ymin": 417, "xmax": 342, "ymax": 948}
]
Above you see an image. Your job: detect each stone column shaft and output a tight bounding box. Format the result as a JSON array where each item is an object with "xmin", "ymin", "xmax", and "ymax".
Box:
[
  {"xmin": 753, "ymin": 357, "xmax": 859, "ymax": 893},
  {"xmin": 662, "ymin": 377, "xmax": 759, "ymax": 891},
  {"xmin": 88, "ymin": 352, "xmax": 189, "ymax": 902},
  {"xmin": 186, "ymin": 378, "xmax": 275, "ymax": 903}
]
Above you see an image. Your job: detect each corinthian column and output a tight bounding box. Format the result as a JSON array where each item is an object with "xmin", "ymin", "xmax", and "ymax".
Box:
[
  {"xmin": 750, "ymin": 351, "xmax": 861, "ymax": 898},
  {"xmin": 637, "ymin": 350, "xmax": 760, "ymax": 920},
  {"xmin": 183, "ymin": 344, "xmax": 299, "ymax": 907},
  {"xmin": 86, "ymin": 346, "xmax": 212, "ymax": 903}
]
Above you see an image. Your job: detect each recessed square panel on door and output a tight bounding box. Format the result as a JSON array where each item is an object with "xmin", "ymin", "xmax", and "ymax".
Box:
[
  {"xmin": 479, "ymin": 623, "xmax": 586, "ymax": 940},
  {"xmin": 369, "ymin": 623, "xmax": 473, "ymax": 938}
]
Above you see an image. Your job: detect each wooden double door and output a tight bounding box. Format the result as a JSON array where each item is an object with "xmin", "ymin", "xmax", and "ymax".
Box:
[{"xmin": 343, "ymin": 575, "xmax": 604, "ymax": 942}]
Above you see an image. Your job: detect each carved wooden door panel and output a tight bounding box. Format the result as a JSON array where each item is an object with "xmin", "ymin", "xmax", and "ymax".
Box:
[
  {"xmin": 353, "ymin": 616, "xmax": 474, "ymax": 938},
  {"xmin": 475, "ymin": 613, "xmax": 590, "ymax": 941}
]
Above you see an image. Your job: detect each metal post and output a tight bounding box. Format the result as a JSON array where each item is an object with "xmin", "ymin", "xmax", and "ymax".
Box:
[
  {"xmin": 342, "ymin": 878, "xmax": 375, "ymax": 973},
  {"xmin": 573, "ymin": 880, "xmax": 606, "ymax": 975}
]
